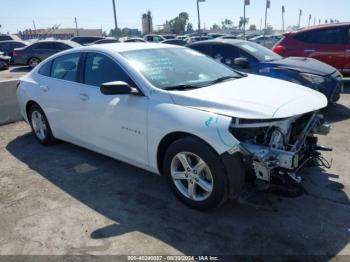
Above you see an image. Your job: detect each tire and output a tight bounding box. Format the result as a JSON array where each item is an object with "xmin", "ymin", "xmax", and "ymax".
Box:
[
  {"xmin": 28, "ymin": 57, "xmax": 41, "ymax": 69},
  {"xmin": 28, "ymin": 104, "xmax": 56, "ymax": 145},
  {"xmin": 163, "ymin": 137, "xmax": 230, "ymax": 210}
]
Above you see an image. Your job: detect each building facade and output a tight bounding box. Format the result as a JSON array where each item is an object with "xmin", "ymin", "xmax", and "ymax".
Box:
[{"xmin": 142, "ymin": 11, "xmax": 153, "ymax": 35}]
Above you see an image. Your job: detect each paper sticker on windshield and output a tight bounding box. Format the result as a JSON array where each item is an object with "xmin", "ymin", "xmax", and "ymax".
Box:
[
  {"xmin": 184, "ymin": 49, "xmax": 205, "ymax": 56},
  {"xmin": 241, "ymin": 44, "xmax": 257, "ymax": 53}
]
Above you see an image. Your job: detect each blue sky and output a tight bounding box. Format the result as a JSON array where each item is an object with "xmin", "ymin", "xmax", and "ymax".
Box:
[{"xmin": 1, "ymin": 0, "xmax": 349, "ymax": 33}]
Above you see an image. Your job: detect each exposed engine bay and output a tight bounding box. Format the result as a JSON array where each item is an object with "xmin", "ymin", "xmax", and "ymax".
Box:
[{"xmin": 229, "ymin": 112, "xmax": 331, "ymax": 184}]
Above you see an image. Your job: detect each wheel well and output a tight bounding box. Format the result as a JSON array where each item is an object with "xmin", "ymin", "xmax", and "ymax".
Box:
[
  {"xmin": 25, "ymin": 100, "xmax": 38, "ymax": 121},
  {"xmin": 156, "ymin": 132, "xmax": 213, "ymax": 175}
]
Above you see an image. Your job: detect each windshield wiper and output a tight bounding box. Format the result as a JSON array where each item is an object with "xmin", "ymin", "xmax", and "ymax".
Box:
[
  {"xmin": 163, "ymin": 84, "xmax": 201, "ymax": 91},
  {"xmin": 208, "ymin": 75, "xmax": 242, "ymax": 85}
]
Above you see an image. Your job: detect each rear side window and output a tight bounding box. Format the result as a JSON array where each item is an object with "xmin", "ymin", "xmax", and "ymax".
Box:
[
  {"xmin": 84, "ymin": 52, "xmax": 131, "ymax": 87},
  {"xmin": 295, "ymin": 28, "xmax": 347, "ymax": 44},
  {"xmin": 38, "ymin": 60, "xmax": 52, "ymax": 76},
  {"xmin": 32, "ymin": 43, "xmax": 54, "ymax": 50},
  {"xmin": 52, "ymin": 43, "xmax": 71, "ymax": 50},
  {"xmin": 51, "ymin": 53, "xmax": 81, "ymax": 82}
]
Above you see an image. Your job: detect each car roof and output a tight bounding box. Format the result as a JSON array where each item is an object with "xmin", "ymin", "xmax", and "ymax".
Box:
[
  {"xmin": 69, "ymin": 42, "xmax": 182, "ymax": 53},
  {"xmin": 30, "ymin": 40, "xmax": 80, "ymax": 47},
  {"xmin": 187, "ymin": 39, "xmax": 248, "ymax": 46},
  {"xmin": 293, "ymin": 22, "xmax": 350, "ymax": 33},
  {"xmin": 0, "ymin": 40, "xmax": 28, "ymax": 44}
]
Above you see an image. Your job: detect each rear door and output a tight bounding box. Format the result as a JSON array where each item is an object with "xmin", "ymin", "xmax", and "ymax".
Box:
[
  {"xmin": 37, "ymin": 52, "xmax": 84, "ymax": 142},
  {"xmin": 294, "ymin": 28, "xmax": 347, "ymax": 71}
]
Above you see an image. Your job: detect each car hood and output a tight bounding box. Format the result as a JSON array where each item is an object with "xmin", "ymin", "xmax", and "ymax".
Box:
[
  {"xmin": 264, "ymin": 57, "xmax": 336, "ymax": 76},
  {"xmin": 169, "ymin": 74, "xmax": 327, "ymax": 119}
]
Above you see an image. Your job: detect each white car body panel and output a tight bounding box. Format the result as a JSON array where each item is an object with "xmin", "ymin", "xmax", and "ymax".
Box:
[{"xmin": 17, "ymin": 43, "xmax": 328, "ymax": 175}]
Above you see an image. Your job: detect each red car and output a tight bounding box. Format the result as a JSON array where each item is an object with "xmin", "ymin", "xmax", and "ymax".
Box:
[{"xmin": 272, "ymin": 23, "xmax": 350, "ymax": 76}]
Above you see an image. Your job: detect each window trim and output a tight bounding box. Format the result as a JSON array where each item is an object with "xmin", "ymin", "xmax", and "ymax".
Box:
[{"xmin": 80, "ymin": 51, "xmax": 144, "ymax": 96}]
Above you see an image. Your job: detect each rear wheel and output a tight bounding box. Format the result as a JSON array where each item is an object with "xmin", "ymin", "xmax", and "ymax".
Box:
[
  {"xmin": 29, "ymin": 104, "xmax": 56, "ymax": 145},
  {"xmin": 163, "ymin": 137, "xmax": 230, "ymax": 210},
  {"xmin": 28, "ymin": 57, "xmax": 41, "ymax": 69}
]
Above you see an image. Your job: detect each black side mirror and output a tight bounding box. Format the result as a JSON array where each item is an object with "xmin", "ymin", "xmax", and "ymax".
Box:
[
  {"xmin": 234, "ymin": 57, "xmax": 249, "ymax": 68},
  {"xmin": 100, "ymin": 81, "xmax": 139, "ymax": 95}
]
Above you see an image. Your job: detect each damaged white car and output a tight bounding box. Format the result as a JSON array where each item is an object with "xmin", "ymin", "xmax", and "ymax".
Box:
[{"xmin": 17, "ymin": 44, "xmax": 331, "ymax": 210}]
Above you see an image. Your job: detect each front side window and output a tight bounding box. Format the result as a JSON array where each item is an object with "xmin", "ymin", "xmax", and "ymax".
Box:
[
  {"xmin": 236, "ymin": 42, "xmax": 281, "ymax": 62},
  {"xmin": 51, "ymin": 53, "xmax": 80, "ymax": 82},
  {"xmin": 84, "ymin": 53, "xmax": 130, "ymax": 87},
  {"xmin": 121, "ymin": 47, "xmax": 243, "ymax": 89},
  {"xmin": 212, "ymin": 45, "xmax": 241, "ymax": 66}
]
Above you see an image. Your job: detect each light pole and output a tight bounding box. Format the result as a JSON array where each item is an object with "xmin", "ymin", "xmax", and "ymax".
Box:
[
  {"xmin": 112, "ymin": 0, "xmax": 118, "ymax": 39},
  {"xmin": 298, "ymin": 9, "xmax": 302, "ymax": 28},
  {"xmin": 308, "ymin": 14, "xmax": 312, "ymax": 27},
  {"xmin": 263, "ymin": 0, "xmax": 270, "ymax": 45},
  {"xmin": 282, "ymin": 5, "xmax": 285, "ymax": 32},
  {"xmin": 74, "ymin": 17, "xmax": 79, "ymax": 36},
  {"xmin": 197, "ymin": 0, "xmax": 205, "ymax": 34},
  {"xmin": 243, "ymin": 0, "xmax": 250, "ymax": 39}
]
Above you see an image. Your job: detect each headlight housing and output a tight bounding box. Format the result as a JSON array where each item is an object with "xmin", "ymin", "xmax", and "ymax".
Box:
[{"xmin": 300, "ymin": 73, "xmax": 326, "ymax": 85}]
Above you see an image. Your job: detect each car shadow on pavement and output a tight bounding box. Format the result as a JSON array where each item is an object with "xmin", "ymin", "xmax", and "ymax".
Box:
[
  {"xmin": 324, "ymin": 102, "xmax": 350, "ymax": 124},
  {"xmin": 9, "ymin": 66, "xmax": 31, "ymax": 73},
  {"xmin": 6, "ymin": 133, "xmax": 350, "ymax": 257}
]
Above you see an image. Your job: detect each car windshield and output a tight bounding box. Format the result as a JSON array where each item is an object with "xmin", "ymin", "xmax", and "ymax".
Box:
[
  {"xmin": 121, "ymin": 47, "xmax": 244, "ymax": 90},
  {"xmin": 237, "ymin": 42, "xmax": 282, "ymax": 62}
]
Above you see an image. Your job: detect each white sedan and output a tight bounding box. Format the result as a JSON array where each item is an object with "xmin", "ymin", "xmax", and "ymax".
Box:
[{"xmin": 17, "ymin": 43, "xmax": 330, "ymax": 210}]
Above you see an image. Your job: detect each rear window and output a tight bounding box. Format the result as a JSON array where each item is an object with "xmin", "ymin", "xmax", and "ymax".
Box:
[{"xmin": 294, "ymin": 28, "xmax": 347, "ymax": 44}]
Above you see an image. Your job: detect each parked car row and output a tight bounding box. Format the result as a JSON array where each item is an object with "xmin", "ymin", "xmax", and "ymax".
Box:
[
  {"xmin": 273, "ymin": 23, "xmax": 350, "ymax": 76},
  {"xmin": 188, "ymin": 39, "xmax": 343, "ymax": 102},
  {"xmin": 17, "ymin": 43, "xmax": 332, "ymax": 210}
]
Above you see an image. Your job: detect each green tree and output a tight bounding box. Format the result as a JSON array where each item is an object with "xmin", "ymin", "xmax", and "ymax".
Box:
[
  {"xmin": 169, "ymin": 12, "xmax": 189, "ymax": 34},
  {"xmin": 249, "ymin": 24, "xmax": 257, "ymax": 31},
  {"xmin": 211, "ymin": 24, "xmax": 221, "ymax": 31},
  {"xmin": 238, "ymin": 17, "xmax": 249, "ymax": 30},
  {"xmin": 186, "ymin": 23, "xmax": 194, "ymax": 33},
  {"xmin": 221, "ymin": 19, "xmax": 233, "ymax": 30}
]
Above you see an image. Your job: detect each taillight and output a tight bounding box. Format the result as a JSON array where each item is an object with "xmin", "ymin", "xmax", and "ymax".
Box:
[
  {"xmin": 13, "ymin": 50, "xmax": 21, "ymax": 57},
  {"xmin": 16, "ymin": 80, "xmax": 21, "ymax": 89},
  {"xmin": 272, "ymin": 45, "xmax": 286, "ymax": 55}
]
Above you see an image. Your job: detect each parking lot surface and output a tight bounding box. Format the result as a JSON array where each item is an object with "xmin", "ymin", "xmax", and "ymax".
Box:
[
  {"xmin": 0, "ymin": 83, "xmax": 350, "ymax": 257},
  {"xmin": 0, "ymin": 66, "xmax": 31, "ymax": 81}
]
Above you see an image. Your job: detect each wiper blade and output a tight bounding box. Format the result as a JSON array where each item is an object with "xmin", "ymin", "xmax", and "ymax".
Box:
[
  {"xmin": 163, "ymin": 84, "xmax": 200, "ymax": 91},
  {"xmin": 209, "ymin": 75, "xmax": 241, "ymax": 85}
]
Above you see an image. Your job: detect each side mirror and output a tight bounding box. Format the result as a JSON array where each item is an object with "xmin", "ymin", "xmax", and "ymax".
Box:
[
  {"xmin": 100, "ymin": 81, "xmax": 139, "ymax": 95},
  {"xmin": 234, "ymin": 57, "xmax": 249, "ymax": 68}
]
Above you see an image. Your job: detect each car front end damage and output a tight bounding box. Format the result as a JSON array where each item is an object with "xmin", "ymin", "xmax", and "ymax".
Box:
[{"xmin": 229, "ymin": 111, "xmax": 331, "ymax": 184}]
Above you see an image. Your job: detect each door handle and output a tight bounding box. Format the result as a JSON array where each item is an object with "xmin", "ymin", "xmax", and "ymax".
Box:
[
  {"xmin": 39, "ymin": 85, "xmax": 49, "ymax": 92},
  {"xmin": 304, "ymin": 49, "xmax": 315, "ymax": 53},
  {"xmin": 79, "ymin": 93, "xmax": 89, "ymax": 101}
]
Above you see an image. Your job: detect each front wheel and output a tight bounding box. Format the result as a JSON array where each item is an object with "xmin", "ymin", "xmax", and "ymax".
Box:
[{"xmin": 164, "ymin": 137, "xmax": 231, "ymax": 210}]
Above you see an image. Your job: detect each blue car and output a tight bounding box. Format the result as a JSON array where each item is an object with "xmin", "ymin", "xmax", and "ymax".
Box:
[{"xmin": 188, "ymin": 39, "xmax": 343, "ymax": 103}]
